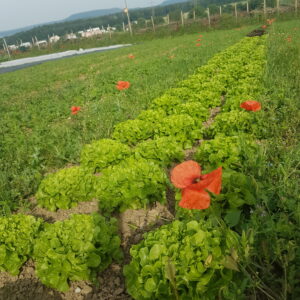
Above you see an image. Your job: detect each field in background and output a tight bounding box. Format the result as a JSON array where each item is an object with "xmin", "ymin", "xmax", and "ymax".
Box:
[{"xmin": 0, "ymin": 26, "xmax": 254, "ymax": 213}]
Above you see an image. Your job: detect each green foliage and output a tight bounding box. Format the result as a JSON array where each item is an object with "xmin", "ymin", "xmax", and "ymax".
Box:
[
  {"xmin": 112, "ymin": 119, "xmax": 154, "ymax": 145},
  {"xmin": 133, "ymin": 137, "xmax": 185, "ymax": 167},
  {"xmin": 137, "ymin": 109, "xmax": 167, "ymax": 123},
  {"xmin": 194, "ymin": 135, "xmax": 259, "ymax": 170},
  {"xmin": 96, "ymin": 159, "xmax": 168, "ymax": 214},
  {"xmin": 170, "ymin": 102, "xmax": 210, "ymax": 123},
  {"xmin": 150, "ymin": 94, "xmax": 183, "ymax": 112},
  {"xmin": 155, "ymin": 114, "xmax": 202, "ymax": 145},
  {"xmin": 0, "ymin": 214, "xmax": 43, "ymax": 275},
  {"xmin": 33, "ymin": 214, "xmax": 122, "ymax": 292},
  {"xmin": 36, "ymin": 166, "xmax": 97, "ymax": 211},
  {"xmin": 80, "ymin": 138, "xmax": 131, "ymax": 172},
  {"xmin": 124, "ymin": 219, "xmax": 245, "ymax": 300},
  {"xmin": 207, "ymin": 111, "xmax": 261, "ymax": 138}
]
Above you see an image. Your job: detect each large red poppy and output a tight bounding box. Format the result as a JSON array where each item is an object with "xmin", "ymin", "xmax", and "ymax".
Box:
[
  {"xmin": 240, "ymin": 101, "xmax": 261, "ymax": 112},
  {"xmin": 171, "ymin": 160, "xmax": 222, "ymax": 210},
  {"xmin": 71, "ymin": 106, "xmax": 81, "ymax": 115},
  {"xmin": 116, "ymin": 81, "xmax": 130, "ymax": 90}
]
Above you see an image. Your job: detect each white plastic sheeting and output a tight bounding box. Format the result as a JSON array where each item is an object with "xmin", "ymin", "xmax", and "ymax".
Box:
[{"xmin": 0, "ymin": 44, "xmax": 132, "ymax": 69}]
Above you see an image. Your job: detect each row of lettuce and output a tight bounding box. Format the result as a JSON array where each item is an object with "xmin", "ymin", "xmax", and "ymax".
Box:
[{"xmin": 0, "ymin": 36, "xmax": 267, "ymax": 297}]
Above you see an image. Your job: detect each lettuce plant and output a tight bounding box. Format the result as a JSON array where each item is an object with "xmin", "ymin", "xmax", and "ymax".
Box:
[
  {"xmin": 194, "ymin": 135, "xmax": 258, "ymax": 170},
  {"xmin": 36, "ymin": 166, "xmax": 97, "ymax": 211},
  {"xmin": 0, "ymin": 214, "xmax": 43, "ymax": 275},
  {"xmin": 112, "ymin": 119, "xmax": 154, "ymax": 145},
  {"xmin": 33, "ymin": 214, "xmax": 122, "ymax": 292},
  {"xmin": 124, "ymin": 219, "xmax": 245, "ymax": 299},
  {"xmin": 133, "ymin": 137, "xmax": 184, "ymax": 167},
  {"xmin": 96, "ymin": 159, "xmax": 168, "ymax": 214},
  {"xmin": 80, "ymin": 138, "xmax": 131, "ymax": 172}
]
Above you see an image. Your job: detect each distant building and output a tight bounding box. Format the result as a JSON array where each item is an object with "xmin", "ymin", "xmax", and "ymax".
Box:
[
  {"xmin": 78, "ymin": 27, "xmax": 102, "ymax": 38},
  {"xmin": 8, "ymin": 45, "xmax": 18, "ymax": 51},
  {"xmin": 36, "ymin": 40, "xmax": 48, "ymax": 47},
  {"xmin": 65, "ymin": 33, "xmax": 77, "ymax": 40},
  {"xmin": 19, "ymin": 42, "xmax": 32, "ymax": 48},
  {"xmin": 49, "ymin": 35, "xmax": 60, "ymax": 43}
]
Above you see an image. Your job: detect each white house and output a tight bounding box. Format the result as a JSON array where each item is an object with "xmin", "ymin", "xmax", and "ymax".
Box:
[
  {"xmin": 8, "ymin": 45, "xmax": 18, "ymax": 51},
  {"xmin": 19, "ymin": 42, "xmax": 32, "ymax": 48},
  {"xmin": 49, "ymin": 35, "xmax": 60, "ymax": 43},
  {"xmin": 65, "ymin": 33, "xmax": 77, "ymax": 40},
  {"xmin": 36, "ymin": 40, "xmax": 48, "ymax": 47}
]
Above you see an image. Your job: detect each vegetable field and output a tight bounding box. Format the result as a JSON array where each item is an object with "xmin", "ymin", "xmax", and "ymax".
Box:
[{"xmin": 0, "ymin": 20, "xmax": 299, "ymax": 299}]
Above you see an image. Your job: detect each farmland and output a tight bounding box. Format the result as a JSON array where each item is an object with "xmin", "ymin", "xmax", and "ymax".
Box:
[{"xmin": 0, "ymin": 19, "xmax": 299, "ymax": 299}]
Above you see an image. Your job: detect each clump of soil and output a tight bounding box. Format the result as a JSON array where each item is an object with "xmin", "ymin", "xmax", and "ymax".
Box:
[
  {"xmin": 246, "ymin": 29, "xmax": 266, "ymax": 37},
  {"xmin": 21, "ymin": 197, "xmax": 99, "ymax": 223}
]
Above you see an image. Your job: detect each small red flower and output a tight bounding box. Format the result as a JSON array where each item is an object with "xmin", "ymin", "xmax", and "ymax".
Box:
[
  {"xmin": 71, "ymin": 106, "xmax": 81, "ymax": 115},
  {"xmin": 128, "ymin": 54, "xmax": 135, "ymax": 59},
  {"xmin": 262, "ymin": 25, "xmax": 267, "ymax": 29},
  {"xmin": 199, "ymin": 34, "xmax": 203, "ymax": 37},
  {"xmin": 286, "ymin": 36, "xmax": 292, "ymax": 42},
  {"xmin": 171, "ymin": 160, "xmax": 222, "ymax": 210},
  {"xmin": 196, "ymin": 43, "xmax": 201, "ymax": 47},
  {"xmin": 116, "ymin": 81, "xmax": 130, "ymax": 90},
  {"xmin": 240, "ymin": 101, "xmax": 261, "ymax": 112},
  {"xmin": 197, "ymin": 38, "xmax": 201, "ymax": 41}
]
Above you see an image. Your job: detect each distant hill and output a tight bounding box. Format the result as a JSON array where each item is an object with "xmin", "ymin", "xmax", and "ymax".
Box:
[
  {"xmin": 64, "ymin": 8, "xmax": 122, "ymax": 22},
  {"xmin": 160, "ymin": 0, "xmax": 188, "ymax": 5},
  {"xmin": 0, "ymin": 8, "xmax": 122, "ymax": 39}
]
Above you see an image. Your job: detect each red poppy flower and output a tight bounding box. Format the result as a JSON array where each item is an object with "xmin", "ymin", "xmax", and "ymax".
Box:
[
  {"xmin": 240, "ymin": 101, "xmax": 261, "ymax": 112},
  {"xmin": 262, "ymin": 25, "xmax": 267, "ymax": 29},
  {"xmin": 197, "ymin": 38, "xmax": 201, "ymax": 41},
  {"xmin": 116, "ymin": 81, "xmax": 130, "ymax": 90},
  {"xmin": 199, "ymin": 34, "xmax": 203, "ymax": 37},
  {"xmin": 196, "ymin": 43, "xmax": 201, "ymax": 47},
  {"xmin": 171, "ymin": 160, "xmax": 222, "ymax": 210},
  {"xmin": 71, "ymin": 106, "xmax": 81, "ymax": 115},
  {"xmin": 128, "ymin": 54, "xmax": 135, "ymax": 59},
  {"xmin": 286, "ymin": 36, "xmax": 292, "ymax": 42}
]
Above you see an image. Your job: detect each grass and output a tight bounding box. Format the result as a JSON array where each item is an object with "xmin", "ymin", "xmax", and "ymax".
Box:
[
  {"xmin": 0, "ymin": 26, "xmax": 255, "ymax": 213},
  {"xmin": 241, "ymin": 19, "xmax": 300, "ymax": 299}
]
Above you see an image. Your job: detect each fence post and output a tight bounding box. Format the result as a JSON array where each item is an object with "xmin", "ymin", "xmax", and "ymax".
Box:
[
  {"xmin": 151, "ymin": 16, "xmax": 156, "ymax": 32},
  {"xmin": 295, "ymin": 0, "xmax": 298, "ymax": 14},
  {"xmin": 263, "ymin": 0, "xmax": 267, "ymax": 16},
  {"xmin": 220, "ymin": 6, "xmax": 222, "ymax": 16},
  {"xmin": 247, "ymin": 2, "xmax": 249, "ymax": 14},
  {"xmin": 234, "ymin": 3, "xmax": 238, "ymax": 22},
  {"xmin": 3, "ymin": 38, "xmax": 11, "ymax": 59},
  {"xmin": 181, "ymin": 10, "xmax": 184, "ymax": 26},
  {"xmin": 276, "ymin": 0, "xmax": 280, "ymax": 15},
  {"xmin": 193, "ymin": 9, "xmax": 196, "ymax": 20},
  {"xmin": 207, "ymin": 8, "xmax": 211, "ymax": 28}
]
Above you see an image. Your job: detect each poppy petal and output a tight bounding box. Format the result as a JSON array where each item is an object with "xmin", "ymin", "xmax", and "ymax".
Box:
[
  {"xmin": 188, "ymin": 167, "xmax": 222, "ymax": 195},
  {"xmin": 170, "ymin": 160, "xmax": 201, "ymax": 189},
  {"xmin": 179, "ymin": 188, "xmax": 210, "ymax": 209},
  {"xmin": 240, "ymin": 101, "xmax": 261, "ymax": 112}
]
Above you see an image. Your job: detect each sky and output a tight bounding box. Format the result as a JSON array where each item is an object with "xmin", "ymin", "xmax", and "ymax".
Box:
[{"xmin": 0, "ymin": 0, "xmax": 163, "ymax": 31}]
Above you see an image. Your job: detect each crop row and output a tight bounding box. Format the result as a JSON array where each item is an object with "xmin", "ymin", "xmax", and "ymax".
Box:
[{"xmin": 0, "ymin": 35, "xmax": 268, "ymax": 296}]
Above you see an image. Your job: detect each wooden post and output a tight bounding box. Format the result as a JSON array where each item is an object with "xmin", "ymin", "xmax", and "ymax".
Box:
[
  {"xmin": 167, "ymin": 14, "xmax": 170, "ymax": 24},
  {"xmin": 181, "ymin": 10, "xmax": 184, "ymax": 26},
  {"xmin": 122, "ymin": 22, "xmax": 125, "ymax": 32},
  {"xmin": 295, "ymin": 0, "xmax": 298, "ymax": 14},
  {"xmin": 207, "ymin": 8, "xmax": 211, "ymax": 28},
  {"xmin": 193, "ymin": 9, "xmax": 196, "ymax": 20},
  {"xmin": 35, "ymin": 36, "xmax": 40, "ymax": 49},
  {"xmin": 3, "ymin": 38, "xmax": 11, "ymax": 58},
  {"xmin": 277, "ymin": 0, "xmax": 280, "ymax": 15},
  {"xmin": 246, "ymin": 2, "xmax": 249, "ymax": 14},
  {"xmin": 124, "ymin": 0, "xmax": 132, "ymax": 36},
  {"xmin": 151, "ymin": 16, "xmax": 156, "ymax": 32},
  {"xmin": 108, "ymin": 25, "xmax": 112, "ymax": 39},
  {"xmin": 234, "ymin": 3, "xmax": 238, "ymax": 22},
  {"xmin": 220, "ymin": 6, "xmax": 222, "ymax": 16},
  {"xmin": 263, "ymin": 0, "xmax": 267, "ymax": 16}
]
